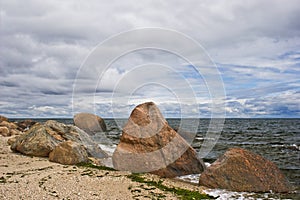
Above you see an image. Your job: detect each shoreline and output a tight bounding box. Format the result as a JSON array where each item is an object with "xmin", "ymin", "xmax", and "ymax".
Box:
[{"xmin": 0, "ymin": 136, "xmax": 209, "ymax": 200}]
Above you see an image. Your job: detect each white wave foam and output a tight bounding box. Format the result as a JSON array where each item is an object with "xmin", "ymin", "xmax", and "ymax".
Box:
[
  {"xmin": 177, "ymin": 174, "xmax": 199, "ymax": 184},
  {"xmin": 271, "ymin": 143, "xmax": 300, "ymax": 151},
  {"xmin": 204, "ymin": 189, "xmax": 284, "ymax": 200},
  {"xmin": 205, "ymin": 162, "xmax": 211, "ymax": 167},
  {"xmin": 99, "ymin": 144, "xmax": 116, "ymax": 156}
]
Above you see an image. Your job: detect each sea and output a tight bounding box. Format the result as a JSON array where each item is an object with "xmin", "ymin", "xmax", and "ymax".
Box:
[{"xmin": 11, "ymin": 118, "xmax": 300, "ymax": 199}]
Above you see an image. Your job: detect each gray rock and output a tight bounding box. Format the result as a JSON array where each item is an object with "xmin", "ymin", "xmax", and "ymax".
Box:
[{"xmin": 11, "ymin": 120, "xmax": 108, "ymax": 159}]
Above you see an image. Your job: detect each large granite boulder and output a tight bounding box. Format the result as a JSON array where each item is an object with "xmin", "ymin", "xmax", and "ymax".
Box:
[
  {"xmin": 74, "ymin": 113, "xmax": 107, "ymax": 135},
  {"xmin": 113, "ymin": 102, "xmax": 205, "ymax": 178},
  {"xmin": 49, "ymin": 140, "xmax": 89, "ymax": 165},
  {"xmin": 199, "ymin": 148, "xmax": 293, "ymax": 192},
  {"xmin": 11, "ymin": 120, "xmax": 108, "ymax": 159}
]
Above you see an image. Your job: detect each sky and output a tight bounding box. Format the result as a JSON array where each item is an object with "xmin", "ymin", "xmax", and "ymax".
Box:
[{"xmin": 0, "ymin": 0, "xmax": 299, "ymax": 118}]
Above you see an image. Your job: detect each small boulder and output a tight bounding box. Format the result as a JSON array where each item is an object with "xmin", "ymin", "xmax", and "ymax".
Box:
[
  {"xmin": 10, "ymin": 129, "xmax": 22, "ymax": 136},
  {"xmin": 44, "ymin": 120, "xmax": 108, "ymax": 158},
  {"xmin": 44, "ymin": 120, "xmax": 78, "ymax": 142},
  {"xmin": 0, "ymin": 121, "xmax": 18, "ymax": 129},
  {"xmin": 11, "ymin": 124, "xmax": 61, "ymax": 157},
  {"xmin": 199, "ymin": 148, "xmax": 293, "ymax": 193},
  {"xmin": 0, "ymin": 120, "xmax": 22, "ymax": 137},
  {"xmin": 0, "ymin": 127, "xmax": 10, "ymax": 137},
  {"xmin": 10, "ymin": 120, "xmax": 108, "ymax": 159},
  {"xmin": 49, "ymin": 140, "xmax": 89, "ymax": 165},
  {"xmin": 74, "ymin": 113, "xmax": 107, "ymax": 135},
  {"xmin": 7, "ymin": 136, "xmax": 19, "ymax": 145},
  {"xmin": 113, "ymin": 102, "xmax": 205, "ymax": 178}
]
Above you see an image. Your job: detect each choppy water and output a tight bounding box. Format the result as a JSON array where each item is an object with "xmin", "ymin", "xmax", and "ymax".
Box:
[{"xmin": 13, "ymin": 118, "xmax": 300, "ymax": 199}]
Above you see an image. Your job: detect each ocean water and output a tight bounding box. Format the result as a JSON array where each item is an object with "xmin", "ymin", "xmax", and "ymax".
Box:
[{"xmin": 12, "ymin": 118, "xmax": 300, "ymax": 199}]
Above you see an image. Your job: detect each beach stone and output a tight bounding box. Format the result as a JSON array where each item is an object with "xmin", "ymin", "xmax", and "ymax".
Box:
[
  {"xmin": 44, "ymin": 120, "xmax": 108, "ymax": 158},
  {"xmin": 0, "ymin": 115, "xmax": 8, "ymax": 123},
  {"xmin": 11, "ymin": 123, "xmax": 61, "ymax": 157},
  {"xmin": 7, "ymin": 136, "xmax": 19, "ymax": 145},
  {"xmin": 0, "ymin": 121, "xmax": 18, "ymax": 129},
  {"xmin": 9, "ymin": 129, "xmax": 22, "ymax": 136},
  {"xmin": 74, "ymin": 113, "xmax": 107, "ymax": 135},
  {"xmin": 16, "ymin": 120, "xmax": 37, "ymax": 131},
  {"xmin": 113, "ymin": 102, "xmax": 205, "ymax": 178},
  {"xmin": 10, "ymin": 120, "xmax": 108, "ymax": 159},
  {"xmin": 199, "ymin": 147, "xmax": 293, "ymax": 192},
  {"xmin": 0, "ymin": 127, "xmax": 10, "ymax": 137},
  {"xmin": 49, "ymin": 140, "xmax": 89, "ymax": 165},
  {"xmin": 44, "ymin": 120, "xmax": 78, "ymax": 141}
]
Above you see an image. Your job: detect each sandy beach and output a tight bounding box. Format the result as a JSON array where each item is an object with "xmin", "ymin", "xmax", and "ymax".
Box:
[{"xmin": 0, "ymin": 136, "xmax": 208, "ymax": 200}]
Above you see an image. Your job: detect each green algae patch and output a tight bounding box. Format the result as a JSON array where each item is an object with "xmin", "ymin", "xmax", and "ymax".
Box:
[
  {"xmin": 127, "ymin": 173, "xmax": 215, "ymax": 200},
  {"xmin": 76, "ymin": 162, "xmax": 116, "ymax": 171}
]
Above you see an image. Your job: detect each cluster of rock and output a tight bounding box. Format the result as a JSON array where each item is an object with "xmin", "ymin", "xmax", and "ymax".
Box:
[
  {"xmin": 112, "ymin": 102, "xmax": 293, "ymax": 193},
  {"xmin": 0, "ymin": 102, "xmax": 293, "ymax": 193},
  {"xmin": 0, "ymin": 116, "xmax": 34, "ymax": 137},
  {"xmin": 1, "ymin": 116, "xmax": 108, "ymax": 165}
]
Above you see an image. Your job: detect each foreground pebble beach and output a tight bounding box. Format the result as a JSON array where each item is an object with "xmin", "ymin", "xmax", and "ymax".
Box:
[{"xmin": 0, "ymin": 136, "xmax": 211, "ymax": 200}]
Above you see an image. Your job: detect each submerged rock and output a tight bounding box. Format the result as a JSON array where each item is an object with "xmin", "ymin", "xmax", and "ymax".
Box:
[
  {"xmin": 74, "ymin": 113, "xmax": 107, "ymax": 135},
  {"xmin": 113, "ymin": 102, "xmax": 205, "ymax": 178},
  {"xmin": 199, "ymin": 147, "xmax": 293, "ymax": 193},
  {"xmin": 49, "ymin": 140, "xmax": 89, "ymax": 165}
]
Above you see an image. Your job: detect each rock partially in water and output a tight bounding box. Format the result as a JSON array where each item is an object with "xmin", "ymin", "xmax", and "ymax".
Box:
[
  {"xmin": 199, "ymin": 147, "xmax": 293, "ymax": 193},
  {"xmin": 113, "ymin": 102, "xmax": 205, "ymax": 178},
  {"xmin": 49, "ymin": 140, "xmax": 89, "ymax": 165},
  {"xmin": 74, "ymin": 113, "xmax": 107, "ymax": 135}
]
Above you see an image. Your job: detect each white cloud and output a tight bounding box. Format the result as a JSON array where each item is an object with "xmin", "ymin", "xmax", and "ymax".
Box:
[{"xmin": 0, "ymin": 0, "xmax": 299, "ymax": 118}]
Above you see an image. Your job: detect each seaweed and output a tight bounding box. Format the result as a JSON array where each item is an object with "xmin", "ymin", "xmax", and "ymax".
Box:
[
  {"xmin": 127, "ymin": 173, "xmax": 215, "ymax": 200},
  {"xmin": 76, "ymin": 162, "xmax": 116, "ymax": 171},
  {"xmin": 0, "ymin": 176, "xmax": 6, "ymax": 184}
]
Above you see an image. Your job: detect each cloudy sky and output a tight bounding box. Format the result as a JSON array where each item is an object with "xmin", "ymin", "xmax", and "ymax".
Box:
[{"xmin": 0, "ymin": 0, "xmax": 299, "ymax": 118}]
